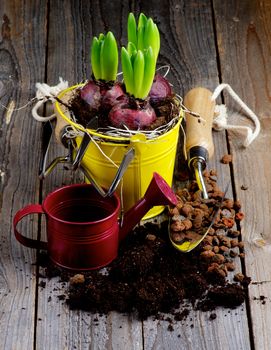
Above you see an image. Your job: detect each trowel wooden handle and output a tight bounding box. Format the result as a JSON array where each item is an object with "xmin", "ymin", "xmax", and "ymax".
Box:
[{"xmin": 184, "ymin": 87, "xmax": 215, "ymax": 160}]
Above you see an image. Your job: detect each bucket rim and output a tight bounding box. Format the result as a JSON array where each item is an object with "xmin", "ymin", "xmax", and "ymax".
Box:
[{"xmin": 55, "ymin": 84, "xmax": 183, "ymax": 143}]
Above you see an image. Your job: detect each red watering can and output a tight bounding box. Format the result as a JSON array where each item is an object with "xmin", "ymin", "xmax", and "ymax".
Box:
[{"xmin": 13, "ymin": 172, "xmax": 177, "ymax": 271}]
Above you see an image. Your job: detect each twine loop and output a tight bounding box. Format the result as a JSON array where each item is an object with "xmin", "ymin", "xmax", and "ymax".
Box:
[
  {"xmin": 211, "ymin": 83, "xmax": 260, "ymax": 147},
  {"xmin": 31, "ymin": 77, "xmax": 68, "ymax": 122}
]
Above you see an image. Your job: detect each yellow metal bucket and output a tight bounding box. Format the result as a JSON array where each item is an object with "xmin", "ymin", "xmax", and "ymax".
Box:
[{"xmin": 54, "ymin": 85, "xmax": 183, "ymax": 219}]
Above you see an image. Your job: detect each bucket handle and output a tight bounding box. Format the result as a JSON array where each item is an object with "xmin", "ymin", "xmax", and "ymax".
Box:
[
  {"xmin": 39, "ymin": 121, "xmax": 74, "ymax": 180},
  {"xmin": 13, "ymin": 204, "xmax": 48, "ymax": 250}
]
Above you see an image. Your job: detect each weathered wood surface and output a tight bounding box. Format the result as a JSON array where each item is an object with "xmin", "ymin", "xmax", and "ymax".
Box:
[
  {"xmin": 213, "ymin": 1, "xmax": 271, "ymax": 349},
  {"xmin": 0, "ymin": 0, "xmax": 270, "ymax": 349},
  {"xmin": 0, "ymin": 1, "xmax": 47, "ymax": 349}
]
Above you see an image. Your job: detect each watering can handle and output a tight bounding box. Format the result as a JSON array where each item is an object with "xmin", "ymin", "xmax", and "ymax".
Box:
[
  {"xmin": 13, "ymin": 204, "xmax": 48, "ymax": 250},
  {"xmin": 39, "ymin": 121, "xmax": 74, "ymax": 180},
  {"xmin": 39, "ymin": 121, "xmax": 53, "ymax": 177}
]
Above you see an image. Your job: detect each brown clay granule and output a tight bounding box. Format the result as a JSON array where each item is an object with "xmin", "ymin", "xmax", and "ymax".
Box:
[
  {"xmin": 221, "ymin": 154, "xmax": 233, "ymax": 164},
  {"xmin": 234, "ymin": 273, "xmax": 245, "ymax": 282},
  {"xmin": 69, "ymin": 274, "xmax": 85, "ymax": 285}
]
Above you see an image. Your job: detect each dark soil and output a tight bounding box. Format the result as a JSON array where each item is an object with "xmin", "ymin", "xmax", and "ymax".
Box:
[
  {"xmin": 38, "ymin": 171, "xmax": 250, "ymax": 322},
  {"xmin": 65, "ymin": 222, "xmax": 248, "ymax": 320},
  {"xmin": 39, "ymin": 205, "xmax": 249, "ymax": 322}
]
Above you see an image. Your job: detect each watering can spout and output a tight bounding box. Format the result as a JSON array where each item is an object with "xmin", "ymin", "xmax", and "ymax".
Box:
[{"xmin": 119, "ymin": 172, "xmax": 178, "ymax": 241}]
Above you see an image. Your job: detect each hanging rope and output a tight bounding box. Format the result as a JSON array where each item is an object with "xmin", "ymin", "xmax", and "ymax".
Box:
[
  {"xmin": 31, "ymin": 77, "xmax": 69, "ymax": 122},
  {"xmin": 211, "ymin": 83, "xmax": 261, "ymax": 147}
]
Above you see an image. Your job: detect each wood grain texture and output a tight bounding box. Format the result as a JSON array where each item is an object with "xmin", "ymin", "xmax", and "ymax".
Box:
[
  {"xmin": 0, "ymin": 1, "xmax": 48, "ymax": 349},
  {"xmin": 213, "ymin": 1, "xmax": 271, "ymax": 349},
  {"xmin": 3, "ymin": 0, "xmax": 271, "ymax": 348}
]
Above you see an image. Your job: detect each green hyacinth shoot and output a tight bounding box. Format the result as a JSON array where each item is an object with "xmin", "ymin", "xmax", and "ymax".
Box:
[
  {"xmin": 121, "ymin": 45, "xmax": 156, "ymax": 99},
  {"xmin": 127, "ymin": 12, "xmax": 160, "ymax": 62},
  {"xmin": 122, "ymin": 13, "xmax": 160, "ymax": 99},
  {"xmin": 91, "ymin": 31, "xmax": 118, "ymax": 82}
]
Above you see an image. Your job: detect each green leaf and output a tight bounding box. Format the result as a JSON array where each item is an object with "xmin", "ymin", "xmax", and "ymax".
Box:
[
  {"xmin": 138, "ymin": 13, "xmax": 148, "ymax": 29},
  {"xmin": 98, "ymin": 33, "xmax": 105, "ymax": 41},
  {"xmin": 127, "ymin": 13, "xmax": 137, "ymax": 46},
  {"xmin": 100, "ymin": 31, "xmax": 118, "ymax": 81},
  {"xmin": 133, "ymin": 50, "xmax": 145, "ymax": 98},
  {"xmin": 153, "ymin": 23, "xmax": 160, "ymax": 59},
  {"xmin": 141, "ymin": 47, "xmax": 156, "ymax": 99},
  {"xmin": 128, "ymin": 42, "xmax": 138, "ymax": 67},
  {"xmin": 91, "ymin": 36, "xmax": 101, "ymax": 80},
  {"xmin": 137, "ymin": 26, "xmax": 145, "ymax": 51},
  {"xmin": 100, "ymin": 39, "xmax": 105, "ymax": 79},
  {"xmin": 127, "ymin": 12, "xmax": 160, "ymax": 62},
  {"xmin": 144, "ymin": 19, "xmax": 160, "ymax": 61},
  {"xmin": 127, "ymin": 42, "xmax": 137, "ymax": 57},
  {"xmin": 122, "ymin": 12, "xmax": 160, "ymax": 99},
  {"xmin": 121, "ymin": 47, "xmax": 134, "ymax": 95},
  {"xmin": 137, "ymin": 13, "xmax": 147, "ymax": 51}
]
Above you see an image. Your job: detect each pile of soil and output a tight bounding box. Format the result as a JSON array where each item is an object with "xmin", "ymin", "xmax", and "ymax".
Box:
[{"xmin": 40, "ymin": 171, "xmax": 250, "ymax": 322}]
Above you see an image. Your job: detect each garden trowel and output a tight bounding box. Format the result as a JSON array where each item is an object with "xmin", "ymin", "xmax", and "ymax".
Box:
[
  {"xmin": 184, "ymin": 87, "xmax": 215, "ymax": 198},
  {"xmin": 168, "ymin": 87, "xmax": 217, "ymax": 253}
]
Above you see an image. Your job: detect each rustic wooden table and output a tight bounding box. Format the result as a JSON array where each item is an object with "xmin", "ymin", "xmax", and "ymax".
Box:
[{"xmin": 0, "ymin": 1, "xmax": 270, "ymax": 349}]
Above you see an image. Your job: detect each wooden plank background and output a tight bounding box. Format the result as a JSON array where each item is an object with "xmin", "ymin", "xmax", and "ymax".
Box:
[
  {"xmin": 0, "ymin": 1, "xmax": 47, "ymax": 349},
  {"xmin": 0, "ymin": 0, "xmax": 270, "ymax": 349},
  {"xmin": 213, "ymin": 1, "xmax": 271, "ymax": 349}
]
